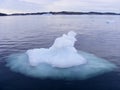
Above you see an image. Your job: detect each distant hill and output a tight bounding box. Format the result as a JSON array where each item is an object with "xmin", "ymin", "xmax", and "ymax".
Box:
[
  {"xmin": 48, "ymin": 11, "xmax": 120, "ymax": 15},
  {"xmin": 1, "ymin": 11, "xmax": 120, "ymax": 16},
  {"xmin": 10, "ymin": 12, "xmax": 48, "ymax": 16},
  {"xmin": 10, "ymin": 11, "xmax": 120, "ymax": 16},
  {"xmin": 0, "ymin": 13, "xmax": 7, "ymax": 16}
]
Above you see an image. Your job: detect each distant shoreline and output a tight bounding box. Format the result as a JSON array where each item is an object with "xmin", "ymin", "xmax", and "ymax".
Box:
[{"xmin": 1, "ymin": 11, "xmax": 120, "ymax": 16}]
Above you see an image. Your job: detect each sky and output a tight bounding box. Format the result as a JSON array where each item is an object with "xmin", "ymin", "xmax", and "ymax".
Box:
[{"xmin": 0, "ymin": 0, "xmax": 120, "ymax": 14}]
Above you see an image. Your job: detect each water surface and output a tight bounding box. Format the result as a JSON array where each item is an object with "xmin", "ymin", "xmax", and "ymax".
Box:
[{"xmin": 0, "ymin": 15, "xmax": 120, "ymax": 90}]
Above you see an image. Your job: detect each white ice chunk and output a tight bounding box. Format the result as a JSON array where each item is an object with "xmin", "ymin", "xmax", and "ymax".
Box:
[{"xmin": 26, "ymin": 31, "xmax": 86, "ymax": 68}]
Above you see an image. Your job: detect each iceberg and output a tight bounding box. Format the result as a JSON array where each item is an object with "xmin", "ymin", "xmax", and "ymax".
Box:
[
  {"xmin": 6, "ymin": 31, "xmax": 116, "ymax": 80},
  {"xmin": 26, "ymin": 31, "xmax": 86, "ymax": 68}
]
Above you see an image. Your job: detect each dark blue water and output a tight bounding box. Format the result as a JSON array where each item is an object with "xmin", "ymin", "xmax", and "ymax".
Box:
[{"xmin": 0, "ymin": 15, "xmax": 120, "ymax": 90}]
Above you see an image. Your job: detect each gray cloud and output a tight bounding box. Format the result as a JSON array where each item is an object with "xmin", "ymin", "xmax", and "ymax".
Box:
[{"xmin": 0, "ymin": 0, "xmax": 120, "ymax": 14}]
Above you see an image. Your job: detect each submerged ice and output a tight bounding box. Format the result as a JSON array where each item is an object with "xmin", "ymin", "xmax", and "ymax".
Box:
[{"xmin": 6, "ymin": 31, "xmax": 116, "ymax": 80}]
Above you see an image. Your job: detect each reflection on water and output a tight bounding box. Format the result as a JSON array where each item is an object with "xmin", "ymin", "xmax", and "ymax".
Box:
[{"xmin": 0, "ymin": 15, "xmax": 120, "ymax": 90}]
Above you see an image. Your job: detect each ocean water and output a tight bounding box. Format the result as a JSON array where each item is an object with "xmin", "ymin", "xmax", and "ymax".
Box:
[{"xmin": 0, "ymin": 15, "xmax": 120, "ymax": 90}]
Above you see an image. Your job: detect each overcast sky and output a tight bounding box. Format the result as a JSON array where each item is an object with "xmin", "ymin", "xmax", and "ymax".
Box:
[{"xmin": 0, "ymin": 0, "xmax": 120, "ymax": 14}]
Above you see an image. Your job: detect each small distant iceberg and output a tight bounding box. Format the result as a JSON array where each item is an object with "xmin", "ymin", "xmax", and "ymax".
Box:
[{"xmin": 6, "ymin": 31, "xmax": 116, "ymax": 80}]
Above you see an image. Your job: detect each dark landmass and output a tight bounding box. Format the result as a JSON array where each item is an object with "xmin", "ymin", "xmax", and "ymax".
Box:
[
  {"xmin": 1, "ymin": 11, "xmax": 120, "ymax": 16},
  {"xmin": 10, "ymin": 12, "xmax": 49, "ymax": 16},
  {"xmin": 0, "ymin": 13, "xmax": 7, "ymax": 16},
  {"xmin": 49, "ymin": 11, "xmax": 120, "ymax": 15}
]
